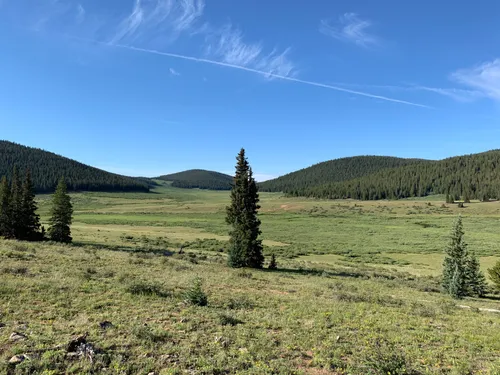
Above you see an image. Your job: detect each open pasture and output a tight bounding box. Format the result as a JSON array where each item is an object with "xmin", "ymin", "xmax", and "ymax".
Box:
[
  {"xmin": 36, "ymin": 183, "xmax": 500, "ymax": 272},
  {"xmin": 3, "ymin": 184, "xmax": 500, "ymax": 373}
]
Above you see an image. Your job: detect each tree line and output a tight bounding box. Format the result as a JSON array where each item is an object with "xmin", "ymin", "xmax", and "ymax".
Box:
[
  {"xmin": 291, "ymin": 150, "xmax": 500, "ymax": 201},
  {"xmin": 0, "ymin": 167, "xmax": 73, "ymax": 243},
  {"xmin": 171, "ymin": 179, "xmax": 232, "ymax": 190},
  {"xmin": 158, "ymin": 169, "xmax": 233, "ymax": 191},
  {"xmin": 0, "ymin": 141, "xmax": 149, "ymax": 193},
  {"xmin": 259, "ymin": 156, "xmax": 428, "ymax": 193}
]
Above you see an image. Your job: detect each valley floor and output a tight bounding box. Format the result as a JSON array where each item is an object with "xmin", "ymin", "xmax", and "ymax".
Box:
[{"xmin": 2, "ymin": 184, "xmax": 500, "ymax": 374}]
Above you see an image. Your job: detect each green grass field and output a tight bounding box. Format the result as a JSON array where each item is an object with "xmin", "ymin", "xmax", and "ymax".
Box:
[{"xmin": 3, "ymin": 183, "xmax": 500, "ymax": 374}]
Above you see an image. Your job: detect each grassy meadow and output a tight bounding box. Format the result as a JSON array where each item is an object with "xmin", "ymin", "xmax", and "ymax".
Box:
[{"xmin": 2, "ymin": 182, "xmax": 500, "ymax": 374}]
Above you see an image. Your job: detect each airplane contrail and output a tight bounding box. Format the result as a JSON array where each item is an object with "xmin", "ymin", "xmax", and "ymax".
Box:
[{"xmin": 89, "ymin": 39, "xmax": 430, "ymax": 108}]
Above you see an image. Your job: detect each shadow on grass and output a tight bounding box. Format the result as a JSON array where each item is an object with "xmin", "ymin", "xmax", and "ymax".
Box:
[
  {"xmin": 71, "ymin": 241, "xmax": 174, "ymax": 256},
  {"xmin": 262, "ymin": 267, "xmax": 368, "ymax": 279},
  {"xmin": 478, "ymin": 294, "xmax": 500, "ymax": 302}
]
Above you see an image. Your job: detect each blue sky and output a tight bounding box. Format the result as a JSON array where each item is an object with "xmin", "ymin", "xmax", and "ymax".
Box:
[{"xmin": 1, "ymin": 0, "xmax": 500, "ymax": 181}]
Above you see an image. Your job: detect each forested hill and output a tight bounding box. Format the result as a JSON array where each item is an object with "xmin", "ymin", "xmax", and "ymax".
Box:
[
  {"xmin": 259, "ymin": 156, "xmax": 429, "ymax": 193},
  {"xmin": 0, "ymin": 141, "xmax": 149, "ymax": 193},
  {"xmin": 157, "ymin": 169, "xmax": 233, "ymax": 190},
  {"xmin": 297, "ymin": 150, "xmax": 500, "ymax": 201}
]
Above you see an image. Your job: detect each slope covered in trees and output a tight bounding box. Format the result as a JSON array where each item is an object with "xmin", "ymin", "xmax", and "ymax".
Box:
[
  {"xmin": 297, "ymin": 150, "xmax": 500, "ymax": 200},
  {"xmin": 0, "ymin": 141, "xmax": 149, "ymax": 193},
  {"xmin": 259, "ymin": 156, "xmax": 429, "ymax": 193},
  {"xmin": 157, "ymin": 169, "xmax": 233, "ymax": 190}
]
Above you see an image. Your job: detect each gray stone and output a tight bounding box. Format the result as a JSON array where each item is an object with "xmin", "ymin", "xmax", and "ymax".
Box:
[
  {"xmin": 9, "ymin": 332, "xmax": 27, "ymax": 342},
  {"xmin": 9, "ymin": 354, "xmax": 27, "ymax": 364}
]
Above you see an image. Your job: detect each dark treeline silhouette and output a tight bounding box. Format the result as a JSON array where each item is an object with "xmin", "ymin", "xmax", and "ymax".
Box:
[
  {"xmin": 292, "ymin": 150, "xmax": 500, "ymax": 200},
  {"xmin": 0, "ymin": 167, "xmax": 43, "ymax": 241},
  {"xmin": 259, "ymin": 156, "xmax": 429, "ymax": 193},
  {"xmin": 0, "ymin": 141, "xmax": 149, "ymax": 193},
  {"xmin": 158, "ymin": 169, "xmax": 233, "ymax": 190}
]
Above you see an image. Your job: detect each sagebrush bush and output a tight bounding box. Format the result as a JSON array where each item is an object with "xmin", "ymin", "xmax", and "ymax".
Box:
[
  {"xmin": 132, "ymin": 324, "xmax": 171, "ymax": 344},
  {"xmin": 1, "ymin": 266, "xmax": 28, "ymax": 275},
  {"xmin": 235, "ymin": 270, "xmax": 253, "ymax": 279},
  {"xmin": 360, "ymin": 339, "xmax": 413, "ymax": 375},
  {"xmin": 226, "ymin": 295, "xmax": 254, "ymax": 310},
  {"xmin": 126, "ymin": 281, "xmax": 170, "ymax": 298},
  {"xmin": 218, "ymin": 313, "xmax": 243, "ymax": 326}
]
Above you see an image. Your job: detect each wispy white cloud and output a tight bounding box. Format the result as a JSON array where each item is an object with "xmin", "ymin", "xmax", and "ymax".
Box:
[
  {"xmin": 450, "ymin": 59, "xmax": 500, "ymax": 101},
  {"xmin": 205, "ymin": 24, "xmax": 296, "ymax": 79},
  {"xmin": 412, "ymin": 86, "xmax": 483, "ymax": 102},
  {"xmin": 204, "ymin": 25, "xmax": 295, "ymax": 79},
  {"xmin": 337, "ymin": 59, "xmax": 500, "ymax": 103},
  {"xmin": 110, "ymin": 0, "xmax": 204, "ymax": 45},
  {"xmin": 76, "ymin": 4, "xmax": 85, "ymax": 24},
  {"xmin": 169, "ymin": 67, "xmax": 180, "ymax": 76},
  {"xmin": 320, "ymin": 13, "xmax": 379, "ymax": 48}
]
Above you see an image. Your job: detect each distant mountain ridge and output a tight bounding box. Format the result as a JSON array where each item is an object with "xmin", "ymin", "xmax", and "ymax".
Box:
[
  {"xmin": 259, "ymin": 156, "xmax": 430, "ymax": 193},
  {"xmin": 157, "ymin": 169, "xmax": 233, "ymax": 190},
  {"xmin": 0, "ymin": 141, "xmax": 149, "ymax": 193}
]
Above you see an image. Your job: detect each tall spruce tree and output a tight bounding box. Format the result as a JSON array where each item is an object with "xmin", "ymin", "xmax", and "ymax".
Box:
[
  {"xmin": 442, "ymin": 215, "xmax": 468, "ymax": 298},
  {"xmin": 245, "ymin": 168, "xmax": 264, "ymax": 268},
  {"xmin": 20, "ymin": 170, "xmax": 41, "ymax": 240},
  {"xmin": 48, "ymin": 177, "xmax": 73, "ymax": 243},
  {"xmin": 10, "ymin": 166, "xmax": 23, "ymax": 238},
  {"xmin": 226, "ymin": 149, "xmax": 264, "ymax": 268},
  {"xmin": 0, "ymin": 176, "xmax": 13, "ymax": 238},
  {"xmin": 465, "ymin": 250, "xmax": 487, "ymax": 297}
]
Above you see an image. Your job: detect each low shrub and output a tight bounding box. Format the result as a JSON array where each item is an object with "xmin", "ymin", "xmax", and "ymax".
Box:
[
  {"xmin": 358, "ymin": 339, "xmax": 415, "ymax": 375},
  {"xmin": 1, "ymin": 266, "xmax": 29, "ymax": 275},
  {"xmin": 126, "ymin": 281, "xmax": 170, "ymax": 298},
  {"xmin": 132, "ymin": 324, "xmax": 171, "ymax": 344},
  {"xmin": 226, "ymin": 295, "xmax": 254, "ymax": 310},
  {"xmin": 218, "ymin": 313, "xmax": 244, "ymax": 326},
  {"xmin": 236, "ymin": 270, "xmax": 253, "ymax": 279},
  {"xmin": 184, "ymin": 277, "xmax": 208, "ymax": 306}
]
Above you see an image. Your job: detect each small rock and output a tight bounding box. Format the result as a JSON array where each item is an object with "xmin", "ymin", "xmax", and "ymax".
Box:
[
  {"xmin": 67, "ymin": 333, "xmax": 88, "ymax": 352},
  {"xmin": 99, "ymin": 321, "xmax": 113, "ymax": 330},
  {"xmin": 9, "ymin": 332, "xmax": 27, "ymax": 342},
  {"xmin": 0, "ymin": 322, "xmax": 5, "ymax": 329},
  {"xmin": 9, "ymin": 354, "xmax": 27, "ymax": 364},
  {"xmin": 148, "ymin": 372, "xmax": 156, "ymax": 375}
]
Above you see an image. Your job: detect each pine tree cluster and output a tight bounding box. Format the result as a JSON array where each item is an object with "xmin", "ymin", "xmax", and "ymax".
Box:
[
  {"xmin": 0, "ymin": 169, "xmax": 73, "ymax": 243},
  {"xmin": 226, "ymin": 149, "xmax": 264, "ymax": 269},
  {"xmin": 442, "ymin": 216, "xmax": 487, "ymax": 299},
  {"xmin": 0, "ymin": 167, "xmax": 43, "ymax": 241}
]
